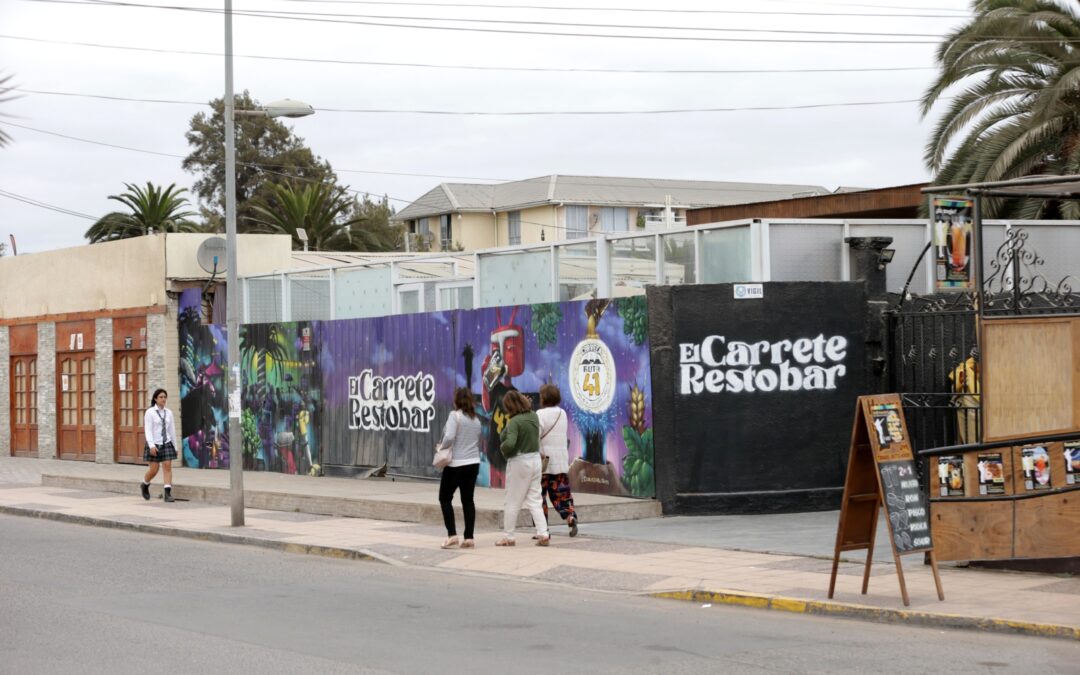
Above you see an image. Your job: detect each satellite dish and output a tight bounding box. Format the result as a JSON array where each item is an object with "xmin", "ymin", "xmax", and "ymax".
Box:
[{"xmin": 196, "ymin": 236, "xmax": 227, "ymax": 274}]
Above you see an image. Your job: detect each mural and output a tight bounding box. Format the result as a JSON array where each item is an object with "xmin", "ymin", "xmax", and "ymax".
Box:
[
  {"xmin": 177, "ymin": 288, "xmax": 229, "ymax": 468},
  {"xmin": 239, "ymin": 297, "xmax": 654, "ymax": 497}
]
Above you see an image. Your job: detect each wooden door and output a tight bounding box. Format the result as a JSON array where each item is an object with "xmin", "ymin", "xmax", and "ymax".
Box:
[
  {"xmin": 10, "ymin": 356, "xmax": 38, "ymax": 456},
  {"xmin": 57, "ymin": 354, "xmax": 96, "ymax": 461},
  {"xmin": 114, "ymin": 351, "xmax": 148, "ymax": 464}
]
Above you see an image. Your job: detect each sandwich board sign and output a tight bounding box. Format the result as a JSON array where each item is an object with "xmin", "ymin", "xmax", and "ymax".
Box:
[{"xmin": 828, "ymin": 394, "xmax": 944, "ymax": 606}]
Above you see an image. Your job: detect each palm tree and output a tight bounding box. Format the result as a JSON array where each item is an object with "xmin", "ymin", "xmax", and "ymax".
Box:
[
  {"xmin": 921, "ymin": 0, "xmax": 1080, "ymax": 218},
  {"xmin": 249, "ymin": 181, "xmax": 358, "ymax": 251},
  {"xmin": 0, "ymin": 72, "xmax": 18, "ymax": 148},
  {"xmin": 85, "ymin": 182, "xmax": 201, "ymax": 243}
]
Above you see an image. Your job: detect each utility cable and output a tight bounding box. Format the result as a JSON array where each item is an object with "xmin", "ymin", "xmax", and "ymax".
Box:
[{"xmin": 0, "ymin": 34, "xmax": 938, "ymax": 74}]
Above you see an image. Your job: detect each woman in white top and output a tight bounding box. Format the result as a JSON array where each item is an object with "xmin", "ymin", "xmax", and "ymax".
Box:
[
  {"xmin": 140, "ymin": 388, "xmax": 178, "ymax": 503},
  {"xmin": 537, "ymin": 384, "xmax": 577, "ymax": 536},
  {"xmin": 436, "ymin": 387, "xmax": 483, "ymax": 549}
]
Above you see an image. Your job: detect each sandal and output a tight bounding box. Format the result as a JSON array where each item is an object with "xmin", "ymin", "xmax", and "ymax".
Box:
[
  {"xmin": 460, "ymin": 539, "xmax": 475, "ymax": 549},
  {"xmin": 495, "ymin": 538, "xmax": 516, "ymax": 547},
  {"xmin": 535, "ymin": 535, "xmax": 551, "ymax": 547},
  {"xmin": 441, "ymin": 536, "xmax": 460, "ymax": 549}
]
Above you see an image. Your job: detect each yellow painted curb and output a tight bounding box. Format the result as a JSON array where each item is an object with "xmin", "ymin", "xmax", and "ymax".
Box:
[{"xmin": 650, "ymin": 589, "xmax": 1080, "ymax": 642}]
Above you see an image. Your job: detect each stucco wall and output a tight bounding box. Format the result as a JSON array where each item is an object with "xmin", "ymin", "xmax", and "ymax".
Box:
[
  {"xmin": 165, "ymin": 233, "xmax": 292, "ymax": 279},
  {"xmin": 454, "ymin": 212, "xmax": 498, "ymax": 251}
]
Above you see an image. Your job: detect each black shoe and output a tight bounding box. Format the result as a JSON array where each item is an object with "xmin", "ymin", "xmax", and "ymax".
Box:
[
  {"xmin": 140, "ymin": 482, "xmax": 150, "ymax": 501},
  {"xmin": 164, "ymin": 488, "xmax": 174, "ymax": 503},
  {"xmin": 568, "ymin": 517, "xmax": 578, "ymax": 538}
]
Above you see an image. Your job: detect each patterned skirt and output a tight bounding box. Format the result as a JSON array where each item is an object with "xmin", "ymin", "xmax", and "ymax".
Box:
[{"xmin": 144, "ymin": 441, "xmax": 178, "ymax": 463}]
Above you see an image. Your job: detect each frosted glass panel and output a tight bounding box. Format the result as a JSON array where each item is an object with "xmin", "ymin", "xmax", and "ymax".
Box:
[
  {"xmin": 660, "ymin": 232, "xmax": 696, "ymax": 285},
  {"xmin": 477, "ymin": 250, "xmax": 553, "ymax": 306},
  {"xmin": 769, "ymin": 223, "xmax": 843, "ymax": 282},
  {"xmin": 289, "ymin": 275, "xmax": 330, "ymax": 321},
  {"xmin": 849, "ymin": 223, "xmax": 928, "ymax": 294},
  {"xmin": 557, "ymin": 241, "xmax": 597, "ymax": 301},
  {"xmin": 247, "ymin": 277, "xmax": 282, "ymax": 323},
  {"xmin": 700, "ymin": 227, "xmax": 752, "ymax": 283},
  {"xmin": 610, "ymin": 236, "xmax": 657, "ymax": 292},
  {"xmin": 334, "ymin": 267, "xmax": 392, "ymax": 319}
]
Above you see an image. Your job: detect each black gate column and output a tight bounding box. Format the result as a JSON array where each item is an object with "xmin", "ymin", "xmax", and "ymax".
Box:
[{"xmin": 845, "ymin": 236, "xmax": 894, "ymax": 395}]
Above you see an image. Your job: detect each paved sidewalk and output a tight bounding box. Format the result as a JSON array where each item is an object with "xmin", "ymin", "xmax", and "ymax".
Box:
[{"xmin": 0, "ymin": 463, "xmax": 1076, "ymax": 641}]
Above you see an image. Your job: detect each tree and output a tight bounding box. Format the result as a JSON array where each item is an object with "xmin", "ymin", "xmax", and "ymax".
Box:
[
  {"xmin": 921, "ymin": 0, "xmax": 1080, "ymax": 218},
  {"xmin": 250, "ymin": 181, "xmax": 358, "ymax": 251},
  {"xmin": 183, "ymin": 91, "xmax": 335, "ymax": 231},
  {"xmin": 347, "ymin": 194, "xmax": 404, "ymax": 252},
  {"xmin": 84, "ymin": 182, "xmax": 201, "ymax": 243},
  {"xmin": 0, "ymin": 72, "xmax": 17, "ymax": 148}
]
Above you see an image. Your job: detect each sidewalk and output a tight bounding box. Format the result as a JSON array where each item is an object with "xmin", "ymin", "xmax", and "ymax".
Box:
[{"xmin": 1, "ymin": 456, "xmax": 1076, "ymax": 641}]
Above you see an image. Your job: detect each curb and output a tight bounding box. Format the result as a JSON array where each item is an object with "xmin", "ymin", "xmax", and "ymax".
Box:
[
  {"xmin": 650, "ymin": 589, "xmax": 1080, "ymax": 642},
  {"xmin": 0, "ymin": 505, "xmax": 396, "ymax": 566}
]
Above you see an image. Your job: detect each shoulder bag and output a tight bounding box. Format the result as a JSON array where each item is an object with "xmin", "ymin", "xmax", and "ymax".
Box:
[{"xmin": 433, "ymin": 411, "xmax": 456, "ymax": 469}]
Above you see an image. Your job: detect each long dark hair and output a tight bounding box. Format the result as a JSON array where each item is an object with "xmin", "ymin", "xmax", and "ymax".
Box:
[
  {"xmin": 453, "ymin": 387, "xmax": 477, "ymax": 419},
  {"xmin": 149, "ymin": 388, "xmax": 168, "ymax": 409}
]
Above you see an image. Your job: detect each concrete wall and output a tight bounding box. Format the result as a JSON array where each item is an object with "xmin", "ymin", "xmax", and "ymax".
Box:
[
  {"xmin": 37, "ymin": 323, "xmax": 56, "ymax": 459},
  {"xmin": 94, "ymin": 319, "xmax": 114, "ymax": 463},
  {"xmin": 165, "ymin": 233, "xmax": 292, "ymax": 279},
  {"xmin": 0, "ymin": 326, "xmax": 8, "ymax": 456}
]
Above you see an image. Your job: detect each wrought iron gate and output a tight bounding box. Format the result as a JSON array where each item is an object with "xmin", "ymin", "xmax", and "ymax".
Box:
[{"xmin": 887, "ymin": 292, "xmax": 981, "ymax": 453}]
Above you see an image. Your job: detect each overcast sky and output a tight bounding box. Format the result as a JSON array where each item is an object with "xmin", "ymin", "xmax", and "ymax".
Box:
[{"xmin": 0, "ymin": 0, "xmax": 972, "ymax": 253}]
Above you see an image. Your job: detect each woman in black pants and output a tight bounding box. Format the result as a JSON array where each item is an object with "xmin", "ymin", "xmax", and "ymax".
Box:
[{"xmin": 437, "ymin": 387, "xmax": 483, "ymax": 549}]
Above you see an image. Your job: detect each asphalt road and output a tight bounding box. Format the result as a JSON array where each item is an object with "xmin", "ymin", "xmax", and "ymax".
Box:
[{"xmin": 1, "ymin": 515, "xmax": 1076, "ymax": 674}]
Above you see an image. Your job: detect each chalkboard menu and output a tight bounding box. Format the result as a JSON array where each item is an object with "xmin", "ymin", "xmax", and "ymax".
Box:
[
  {"xmin": 879, "ymin": 460, "xmax": 932, "ymax": 553},
  {"xmin": 829, "ymin": 394, "xmax": 944, "ymax": 606}
]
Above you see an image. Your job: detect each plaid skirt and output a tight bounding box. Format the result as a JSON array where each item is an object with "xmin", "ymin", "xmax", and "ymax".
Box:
[{"xmin": 144, "ymin": 441, "xmax": 177, "ymax": 463}]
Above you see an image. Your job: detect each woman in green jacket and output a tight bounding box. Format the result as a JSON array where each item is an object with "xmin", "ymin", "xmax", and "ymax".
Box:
[{"xmin": 496, "ymin": 390, "xmax": 550, "ymax": 546}]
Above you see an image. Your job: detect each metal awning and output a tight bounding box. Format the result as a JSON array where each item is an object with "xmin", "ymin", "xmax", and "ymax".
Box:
[{"xmin": 923, "ymin": 174, "xmax": 1080, "ymax": 199}]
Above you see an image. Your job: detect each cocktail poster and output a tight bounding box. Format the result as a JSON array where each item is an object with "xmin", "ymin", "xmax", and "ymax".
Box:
[
  {"xmin": 1065, "ymin": 441, "xmax": 1080, "ymax": 486},
  {"xmin": 930, "ymin": 196, "xmax": 974, "ymax": 290},
  {"xmin": 1021, "ymin": 445, "xmax": 1051, "ymax": 490},
  {"xmin": 976, "ymin": 452, "xmax": 1005, "ymax": 495},
  {"xmin": 937, "ymin": 455, "xmax": 965, "ymax": 496}
]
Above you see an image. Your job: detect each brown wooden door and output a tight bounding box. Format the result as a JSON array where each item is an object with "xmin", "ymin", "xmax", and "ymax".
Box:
[
  {"xmin": 57, "ymin": 354, "xmax": 96, "ymax": 461},
  {"xmin": 114, "ymin": 351, "xmax": 148, "ymax": 464},
  {"xmin": 10, "ymin": 356, "xmax": 38, "ymax": 456}
]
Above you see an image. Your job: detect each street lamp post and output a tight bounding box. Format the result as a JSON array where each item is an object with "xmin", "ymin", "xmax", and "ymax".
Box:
[{"xmin": 224, "ymin": 0, "xmax": 313, "ymax": 527}]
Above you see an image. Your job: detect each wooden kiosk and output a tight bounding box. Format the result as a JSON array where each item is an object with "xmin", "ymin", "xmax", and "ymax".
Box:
[{"xmin": 829, "ymin": 394, "xmax": 944, "ymax": 606}]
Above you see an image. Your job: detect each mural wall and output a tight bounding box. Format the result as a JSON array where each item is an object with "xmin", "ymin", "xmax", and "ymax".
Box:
[
  {"xmin": 238, "ymin": 298, "xmax": 654, "ymax": 497},
  {"xmin": 177, "ymin": 288, "xmax": 229, "ymax": 468}
]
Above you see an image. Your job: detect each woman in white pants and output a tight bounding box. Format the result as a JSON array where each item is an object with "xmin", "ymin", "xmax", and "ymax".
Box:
[{"xmin": 495, "ymin": 390, "xmax": 550, "ymax": 546}]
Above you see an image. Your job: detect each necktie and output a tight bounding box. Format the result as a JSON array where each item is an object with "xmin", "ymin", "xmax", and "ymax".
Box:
[{"xmin": 157, "ymin": 409, "xmax": 167, "ymax": 445}]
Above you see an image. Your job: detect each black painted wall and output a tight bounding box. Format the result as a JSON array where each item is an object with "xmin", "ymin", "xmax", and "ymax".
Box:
[{"xmin": 648, "ymin": 282, "xmax": 870, "ymax": 514}]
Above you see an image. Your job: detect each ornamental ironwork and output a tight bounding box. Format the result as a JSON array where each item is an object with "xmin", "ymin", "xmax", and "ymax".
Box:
[{"xmin": 981, "ymin": 227, "xmax": 1080, "ymax": 316}]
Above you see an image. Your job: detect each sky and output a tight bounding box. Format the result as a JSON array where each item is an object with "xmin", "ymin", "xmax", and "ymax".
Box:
[{"xmin": 0, "ymin": 0, "xmax": 973, "ymax": 254}]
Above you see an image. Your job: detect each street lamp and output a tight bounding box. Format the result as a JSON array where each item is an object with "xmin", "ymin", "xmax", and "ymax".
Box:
[{"xmin": 224, "ymin": 0, "xmax": 314, "ymax": 527}]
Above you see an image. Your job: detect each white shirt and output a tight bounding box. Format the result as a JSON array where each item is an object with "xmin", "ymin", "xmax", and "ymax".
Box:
[
  {"xmin": 144, "ymin": 405, "xmax": 177, "ymax": 447},
  {"xmin": 537, "ymin": 406, "xmax": 569, "ymax": 475},
  {"xmin": 438, "ymin": 410, "xmax": 482, "ymax": 468}
]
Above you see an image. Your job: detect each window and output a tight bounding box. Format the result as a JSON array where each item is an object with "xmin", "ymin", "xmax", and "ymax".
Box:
[
  {"xmin": 566, "ymin": 206, "xmax": 588, "ymax": 239},
  {"xmin": 417, "ymin": 217, "xmax": 430, "ymax": 236},
  {"xmin": 438, "ymin": 284, "xmax": 474, "ymax": 310},
  {"xmin": 440, "ymin": 214, "xmax": 452, "ymax": 246},
  {"xmin": 600, "ymin": 207, "xmax": 629, "ymax": 232},
  {"xmin": 508, "ymin": 211, "xmax": 521, "ymax": 245}
]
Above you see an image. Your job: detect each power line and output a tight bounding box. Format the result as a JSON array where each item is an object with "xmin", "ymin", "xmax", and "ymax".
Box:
[
  {"xmin": 256, "ymin": 0, "xmax": 969, "ymax": 19},
  {"xmin": 63, "ymin": 0, "xmax": 953, "ymax": 39},
  {"xmin": 27, "ymin": 0, "xmax": 949, "ymax": 44},
  {"xmin": 10, "ymin": 86, "xmax": 930, "ymax": 115},
  {"xmin": 0, "ymin": 34, "xmax": 938, "ymax": 74},
  {"xmin": 0, "ymin": 188, "xmax": 98, "ymax": 220}
]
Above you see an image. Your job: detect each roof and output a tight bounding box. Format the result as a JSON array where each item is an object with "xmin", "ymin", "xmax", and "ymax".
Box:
[
  {"xmin": 924, "ymin": 174, "xmax": 1080, "ymax": 199},
  {"xmin": 687, "ymin": 183, "xmax": 928, "ymax": 224},
  {"xmin": 392, "ymin": 174, "xmax": 830, "ymax": 221}
]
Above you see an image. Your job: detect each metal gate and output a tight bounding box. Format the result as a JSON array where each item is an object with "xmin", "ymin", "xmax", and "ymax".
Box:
[{"xmin": 887, "ymin": 292, "xmax": 981, "ymax": 454}]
